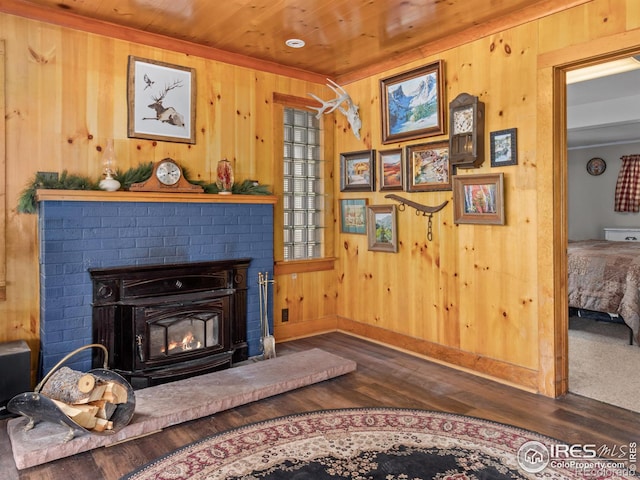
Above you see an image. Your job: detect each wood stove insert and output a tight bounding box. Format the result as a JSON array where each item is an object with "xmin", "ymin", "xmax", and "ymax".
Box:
[{"xmin": 90, "ymin": 259, "xmax": 250, "ymax": 389}]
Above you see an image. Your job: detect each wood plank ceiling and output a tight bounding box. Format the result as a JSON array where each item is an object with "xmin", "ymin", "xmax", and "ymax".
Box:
[{"xmin": 2, "ymin": 0, "xmax": 588, "ymax": 82}]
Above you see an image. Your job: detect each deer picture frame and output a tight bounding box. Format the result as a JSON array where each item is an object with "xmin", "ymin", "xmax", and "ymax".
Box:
[{"xmin": 127, "ymin": 56, "xmax": 196, "ymax": 144}]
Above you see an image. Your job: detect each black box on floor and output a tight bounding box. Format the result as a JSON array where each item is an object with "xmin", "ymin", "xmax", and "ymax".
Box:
[{"xmin": 0, "ymin": 340, "xmax": 31, "ymax": 418}]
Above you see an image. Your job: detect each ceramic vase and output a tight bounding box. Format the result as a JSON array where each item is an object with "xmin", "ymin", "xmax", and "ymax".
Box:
[{"xmin": 216, "ymin": 159, "xmax": 234, "ymax": 194}]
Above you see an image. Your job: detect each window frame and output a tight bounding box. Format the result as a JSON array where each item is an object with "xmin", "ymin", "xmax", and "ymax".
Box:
[{"xmin": 272, "ymin": 93, "xmax": 335, "ymax": 274}]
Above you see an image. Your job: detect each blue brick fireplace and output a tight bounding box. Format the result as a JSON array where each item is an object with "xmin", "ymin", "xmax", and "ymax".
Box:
[{"xmin": 37, "ymin": 196, "xmax": 274, "ymax": 377}]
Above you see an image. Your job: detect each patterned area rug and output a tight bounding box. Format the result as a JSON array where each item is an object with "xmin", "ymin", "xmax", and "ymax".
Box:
[{"xmin": 122, "ymin": 408, "xmax": 637, "ymax": 480}]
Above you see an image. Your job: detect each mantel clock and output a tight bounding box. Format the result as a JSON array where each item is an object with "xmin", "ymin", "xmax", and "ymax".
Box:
[
  {"xmin": 449, "ymin": 93, "xmax": 485, "ymax": 169},
  {"xmin": 129, "ymin": 158, "xmax": 204, "ymax": 193}
]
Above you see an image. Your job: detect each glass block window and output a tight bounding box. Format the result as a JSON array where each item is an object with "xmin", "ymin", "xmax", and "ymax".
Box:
[{"xmin": 283, "ymin": 108, "xmax": 323, "ymax": 260}]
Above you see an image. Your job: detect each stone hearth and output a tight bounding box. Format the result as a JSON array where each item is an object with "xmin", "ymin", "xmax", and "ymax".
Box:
[{"xmin": 7, "ymin": 348, "xmax": 357, "ymax": 470}]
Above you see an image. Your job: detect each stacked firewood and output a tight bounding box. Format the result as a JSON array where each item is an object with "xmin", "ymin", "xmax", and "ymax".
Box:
[{"xmin": 40, "ymin": 366, "xmax": 128, "ymax": 432}]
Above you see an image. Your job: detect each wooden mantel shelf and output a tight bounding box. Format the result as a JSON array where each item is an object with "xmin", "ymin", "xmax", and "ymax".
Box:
[{"xmin": 36, "ymin": 189, "xmax": 278, "ymax": 204}]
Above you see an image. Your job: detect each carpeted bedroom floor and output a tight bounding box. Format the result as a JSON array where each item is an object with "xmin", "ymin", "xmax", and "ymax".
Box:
[{"xmin": 568, "ymin": 316, "xmax": 640, "ymax": 413}]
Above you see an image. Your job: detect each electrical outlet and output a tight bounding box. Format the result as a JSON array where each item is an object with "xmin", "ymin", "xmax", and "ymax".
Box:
[{"xmin": 282, "ymin": 308, "xmax": 289, "ymax": 323}]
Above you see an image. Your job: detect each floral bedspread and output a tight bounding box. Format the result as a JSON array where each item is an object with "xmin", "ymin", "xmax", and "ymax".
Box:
[{"xmin": 568, "ymin": 239, "xmax": 640, "ymax": 344}]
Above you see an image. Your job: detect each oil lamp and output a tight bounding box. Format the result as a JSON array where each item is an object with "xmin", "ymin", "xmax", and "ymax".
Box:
[{"xmin": 99, "ymin": 139, "xmax": 121, "ymax": 192}]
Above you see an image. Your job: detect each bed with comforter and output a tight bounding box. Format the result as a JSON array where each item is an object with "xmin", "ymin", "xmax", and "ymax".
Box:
[{"xmin": 568, "ymin": 239, "xmax": 640, "ymax": 345}]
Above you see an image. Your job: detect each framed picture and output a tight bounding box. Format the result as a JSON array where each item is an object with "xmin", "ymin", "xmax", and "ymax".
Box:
[
  {"xmin": 378, "ymin": 149, "xmax": 404, "ymax": 191},
  {"xmin": 380, "ymin": 60, "xmax": 445, "ymax": 144},
  {"xmin": 490, "ymin": 128, "xmax": 517, "ymax": 167},
  {"xmin": 405, "ymin": 141, "xmax": 451, "ymax": 192},
  {"xmin": 453, "ymin": 173, "xmax": 505, "ymax": 225},
  {"xmin": 127, "ymin": 56, "xmax": 196, "ymax": 144},
  {"xmin": 340, "ymin": 199, "xmax": 368, "ymax": 234},
  {"xmin": 367, "ymin": 205, "xmax": 398, "ymax": 252},
  {"xmin": 340, "ymin": 150, "xmax": 376, "ymax": 192}
]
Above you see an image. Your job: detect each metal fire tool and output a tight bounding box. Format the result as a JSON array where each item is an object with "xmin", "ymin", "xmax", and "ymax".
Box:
[{"xmin": 258, "ymin": 272, "xmax": 276, "ymax": 359}]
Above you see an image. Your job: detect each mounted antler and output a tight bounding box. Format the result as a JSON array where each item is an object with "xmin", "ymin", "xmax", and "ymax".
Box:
[{"xmin": 308, "ymin": 79, "xmax": 361, "ymax": 140}]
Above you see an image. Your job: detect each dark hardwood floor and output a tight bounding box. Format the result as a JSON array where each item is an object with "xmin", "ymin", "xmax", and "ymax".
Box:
[{"xmin": 2, "ymin": 332, "xmax": 639, "ymax": 479}]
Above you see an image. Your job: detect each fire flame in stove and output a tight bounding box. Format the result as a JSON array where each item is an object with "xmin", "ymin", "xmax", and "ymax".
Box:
[{"xmin": 162, "ymin": 331, "xmax": 202, "ymax": 353}]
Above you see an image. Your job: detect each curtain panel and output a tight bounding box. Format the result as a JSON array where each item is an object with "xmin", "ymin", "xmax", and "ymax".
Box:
[{"xmin": 614, "ymin": 154, "xmax": 640, "ymax": 212}]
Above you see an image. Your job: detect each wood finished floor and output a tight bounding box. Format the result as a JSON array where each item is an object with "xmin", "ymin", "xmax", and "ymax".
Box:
[{"xmin": 2, "ymin": 332, "xmax": 639, "ymax": 479}]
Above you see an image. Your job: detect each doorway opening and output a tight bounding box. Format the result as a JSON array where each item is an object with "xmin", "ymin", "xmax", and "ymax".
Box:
[{"xmin": 563, "ymin": 54, "xmax": 640, "ymax": 412}]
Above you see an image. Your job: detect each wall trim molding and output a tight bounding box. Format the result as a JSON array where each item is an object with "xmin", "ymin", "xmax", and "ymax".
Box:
[
  {"xmin": 275, "ymin": 315, "xmax": 538, "ymax": 392},
  {"xmin": 36, "ymin": 189, "xmax": 277, "ymax": 205},
  {"xmin": 0, "ymin": 39, "xmax": 5, "ymax": 301}
]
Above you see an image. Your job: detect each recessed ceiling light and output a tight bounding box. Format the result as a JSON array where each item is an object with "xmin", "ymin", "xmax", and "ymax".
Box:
[{"xmin": 285, "ymin": 38, "xmax": 305, "ymax": 49}]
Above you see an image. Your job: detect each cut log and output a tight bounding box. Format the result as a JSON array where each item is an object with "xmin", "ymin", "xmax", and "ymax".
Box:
[
  {"xmin": 51, "ymin": 399, "xmax": 98, "ymax": 430},
  {"xmin": 71, "ymin": 403, "xmax": 99, "ymax": 417},
  {"xmin": 104, "ymin": 382, "xmax": 128, "ymax": 404},
  {"xmin": 93, "ymin": 399, "xmax": 117, "ymax": 420},
  {"xmin": 93, "ymin": 418, "xmax": 114, "ymax": 432},
  {"xmin": 41, "ymin": 369, "xmax": 131, "ymax": 432},
  {"xmin": 73, "ymin": 384, "xmax": 107, "ymax": 404},
  {"xmin": 77, "ymin": 374, "xmax": 96, "ymax": 393},
  {"xmin": 41, "ymin": 367, "xmax": 98, "ymax": 404}
]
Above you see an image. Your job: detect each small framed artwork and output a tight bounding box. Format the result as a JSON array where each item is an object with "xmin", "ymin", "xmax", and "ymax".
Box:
[
  {"xmin": 380, "ymin": 60, "xmax": 445, "ymax": 144},
  {"xmin": 127, "ymin": 56, "xmax": 197, "ymax": 144},
  {"xmin": 340, "ymin": 150, "xmax": 376, "ymax": 192},
  {"xmin": 490, "ymin": 128, "xmax": 517, "ymax": 167},
  {"xmin": 340, "ymin": 199, "xmax": 368, "ymax": 234},
  {"xmin": 453, "ymin": 173, "xmax": 505, "ymax": 225},
  {"xmin": 405, "ymin": 141, "xmax": 451, "ymax": 192},
  {"xmin": 378, "ymin": 149, "xmax": 404, "ymax": 191},
  {"xmin": 367, "ymin": 205, "xmax": 398, "ymax": 252}
]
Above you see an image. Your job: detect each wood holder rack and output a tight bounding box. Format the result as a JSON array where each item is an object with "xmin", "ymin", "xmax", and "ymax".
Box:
[{"xmin": 7, "ymin": 344, "xmax": 135, "ymax": 442}]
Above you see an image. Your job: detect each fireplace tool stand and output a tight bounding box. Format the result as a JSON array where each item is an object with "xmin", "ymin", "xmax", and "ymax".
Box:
[{"xmin": 258, "ymin": 272, "xmax": 276, "ymax": 359}]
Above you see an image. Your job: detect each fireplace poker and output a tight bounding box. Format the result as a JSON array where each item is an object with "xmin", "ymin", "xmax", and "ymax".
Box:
[{"xmin": 258, "ymin": 272, "xmax": 276, "ymax": 359}]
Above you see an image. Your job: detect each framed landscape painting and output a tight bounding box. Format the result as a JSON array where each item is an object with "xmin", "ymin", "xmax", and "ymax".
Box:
[
  {"xmin": 453, "ymin": 173, "xmax": 505, "ymax": 225},
  {"xmin": 367, "ymin": 205, "xmax": 398, "ymax": 252},
  {"xmin": 340, "ymin": 150, "xmax": 376, "ymax": 192},
  {"xmin": 380, "ymin": 60, "xmax": 445, "ymax": 144},
  {"xmin": 340, "ymin": 199, "xmax": 367, "ymax": 234},
  {"xmin": 490, "ymin": 128, "xmax": 517, "ymax": 167},
  {"xmin": 378, "ymin": 149, "xmax": 403, "ymax": 191},
  {"xmin": 405, "ymin": 141, "xmax": 451, "ymax": 192}
]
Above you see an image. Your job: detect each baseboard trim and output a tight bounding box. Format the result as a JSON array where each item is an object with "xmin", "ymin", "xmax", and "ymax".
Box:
[{"xmin": 275, "ymin": 316, "xmax": 538, "ymax": 392}]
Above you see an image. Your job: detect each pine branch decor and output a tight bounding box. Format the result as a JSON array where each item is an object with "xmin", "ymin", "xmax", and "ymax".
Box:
[
  {"xmin": 17, "ymin": 163, "xmax": 272, "ymax": 214},
  {"xmin": 18, "ymin": 171, "xmax": 100, "ymax": 214},
  {"xmin": 114, "ymin": 162, "xmax": 154, "ymax": 189}
]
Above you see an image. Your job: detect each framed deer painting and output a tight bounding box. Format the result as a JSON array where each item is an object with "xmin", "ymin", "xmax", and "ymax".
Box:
[{"xmin": 127, "ymin": 56, "xmax": 196, "ymax": 144}]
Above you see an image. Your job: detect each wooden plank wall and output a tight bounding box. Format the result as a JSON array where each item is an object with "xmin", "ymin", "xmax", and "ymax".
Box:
[
  {"xmin": 0, "ymin": 39, "xmax": 6, "ymax": 301},
  {"xmin": 0, "ymin": 12, "xmax": 329, "ymax": 376},
  {"xmin": 1, "ymin": 0, "xmax": 639, "ymax": 396},
  {"xmin": 273, "ymin": 0, "xmax": 640, "ymax": 396}
]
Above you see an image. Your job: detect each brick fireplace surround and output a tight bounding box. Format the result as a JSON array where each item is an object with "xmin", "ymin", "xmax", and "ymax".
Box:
[{"xmin": 36, "ymin": 190, "xmax": 276, "ymax": 377}]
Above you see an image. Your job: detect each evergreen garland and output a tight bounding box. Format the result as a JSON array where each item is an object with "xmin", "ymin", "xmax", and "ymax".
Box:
[
  {"xmin": 18, "ymin": 171, "xmax": 100, "ymax": 214},
  {"xmin": 17, "ymin": 162, "xmax": 272, "ymax": 214},
  {"xmin": 114, "ymin": 162, "xmax": 154, "ymax": 189},
  {"xmin": 194, "ymin": 179, "xmax": 273, "ymax": 195}
]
